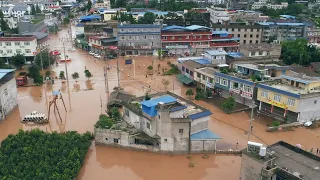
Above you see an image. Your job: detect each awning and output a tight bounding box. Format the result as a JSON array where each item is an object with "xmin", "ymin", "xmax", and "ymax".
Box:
[{"xmin": 177, "ymin": 74, "xmax": 193, "ymax": 84}]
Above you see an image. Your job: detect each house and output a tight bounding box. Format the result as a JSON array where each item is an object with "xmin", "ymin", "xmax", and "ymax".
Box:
[
  {"xmin": 194, "ymin": 67, "xmax": 217, "ymax": 91},
  {"xmin": 240, "ymin": 141, "xmax": 320, "ymax": 180},
  {"xmin": 257, "ymin": 72, "xmax": 320, "ymax": 122},
  {"xmin": 0, "ymin": 69, "xmax": 18, "ymax": 121},
  {"xmin": 23, "ymin": 32, "xmax": 49, "ymax": 51},
  {"xmin": 177, "ymin": 60, "xmax": 204, "ymax": 85},
  {"xmin": 12, "ymin": 5, "xmax": 30, "ymax": 20},
  {"xmin": 204, "ymin": 50, "xmax": 227, "ymax": 64},
  {"xmin": 211, "ymin": 31, "xmax": 240, "ymax": 52},
  {"xmin": 18, "ymin": 20, "xmax": 47, "ymax": 33},
  {"xmin": 118, "ymin": 24, "xmax": 161, "ymax": 56},
  {"xmin": 95, "ymin": 91, "xmax": 220, "ymax": 153}
]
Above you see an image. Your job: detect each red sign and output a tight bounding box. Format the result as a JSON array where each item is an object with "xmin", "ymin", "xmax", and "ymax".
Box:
[{"xmin": 109, "ymin": 46, "xmax": 118, "ymax": 50}]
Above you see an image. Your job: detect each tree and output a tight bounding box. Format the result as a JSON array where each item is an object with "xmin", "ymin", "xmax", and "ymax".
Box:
[
  {"xmin": 138, "ymin": 12, "xmax": 156, "ymax": 24},
  {"xmin": 31, "ymin": 5, "xmax": 36, "ymax": 15},
  {"xmin": 35, "ymin": 51, "xmax": 55, "ymax": 69},
  {"xmin": 63, "ymin": 17, "xmax": 70, "ymax": 25},
  {"xmin": 147, "ymin": 65, "xmax": 153, "ymax": 70},
  {"xmin": 84, "ymin": 69, "xmax": 92, "ymax": 80},
  {"xmin": 28, "ymin": 64, "xmax": 43, "ymax": 85},
  {"xmin": 186, "ymin": 89, "xmax": 194, "ymax": 99},
  {"xmin": 145, "ymin": 92, "xmax": 151, "ymax": 100},
  {"xmin": 0, "ymin": 129, "xmax": 92, "ymax": 179},
  {"xmin": 221, "ymin": 96, "xmax": 236, "ymax": 114},
  {"xmin": 0, "ymin": 10, "xmax": 9, "ymax": 31},
  {"xmin": 59, "ymin": 71, "xmax": 65, "ymax": 79},
  {"xmin": 87, "ymin": 0, "xmax": 92, "ymax": 11},
  {"xmin": 10, "ymin": 54, "xmax": 25, "ymax": 69},
  {"xmin": 95, "ymin": 114, "xmax": 115, "ymax": 129},
  {"xmin": 107, "ymin": 107, "xmax": 121, "ymax": 121},
  {"xmin": 45, "ymin": 70, "xmax": 51, "ymax": 78},
  {"xmin": 36, "ymin": 4, "xmax": 41, "ymax": 13},
  {"xmin": 72, "ymin": 72, "xmax": 79, "ymax": 82}
]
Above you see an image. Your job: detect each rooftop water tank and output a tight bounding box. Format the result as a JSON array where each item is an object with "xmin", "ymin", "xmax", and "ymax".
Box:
[{"xmin": 259, "ymin": 146, "xmax": 267, "ymax": 157}]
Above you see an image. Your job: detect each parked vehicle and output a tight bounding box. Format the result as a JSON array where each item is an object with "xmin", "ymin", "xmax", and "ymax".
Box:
[
  {"xmin": 16, "ymin": 72, "xmax": 28, "ymax": 86},
  {"xmin": 304, "ymin": 121, "xmax": 312, "ymax": 127},
  {"xmin": 89, "ymin": 51, "xmax": 94, "ymax": 55},
  {"xmin": 125, "ymin": 59, "xmax": 132, "ymax": 64},
  {"xmin": 94, "ymin": 54, "xmax": 101, "ymax": 58}
]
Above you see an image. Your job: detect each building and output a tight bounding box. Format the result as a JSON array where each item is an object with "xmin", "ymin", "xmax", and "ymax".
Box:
[
  {"xmin": 94, "ymin": 0, "xmax": 111, "ymax": 9},
  {"xmin": 241, "ymin": 141, "xmax": 320, "ymax": 180},
  {"xmin": 0, "ymin": 34, "xmax": 38, "ymax": 62},
  {"xmin": 226, "ymin": 43, "xmax": 281, "ymax": 67},
  {"xmin": 207, "ymin": 7, "xmax": 229, "ymax": 24},
  {"xmin": 95, "ymin": 91, "xmax": 220, "ymax": 153},
  {"xmin": 177, "ymin": 60, "xmax": 204, "ymax": 85},
  {"xmin": 257, "ymin": 72, "xmax": 320, "ymax": 122},
  {"xmin": 203, "ymin": 50, "xmax": 227, "ymax": 64},
  {"xmin": 18, "ymin": 20, "xmax": 47, "ymax": 33},
  {"xmin": 309, "ymin": 62, "xmax": 320, "ymax": 73},
  {"xmin": 211, "ymin": 31, "xmax": 239, "ymax": 52},
  {"xmin": 258, "ymin": 22, "xmax": 306, "ymax": 43},
  {"xmin": 12, "ymin": 5, "xmax": 30, "ymax": 20},
  {"xmin": 88, "ymin": 36, "xmax": 117, "ymax": 56},
  {"xmin": 251, "ymin": 0, "xmax": 288, "ymax": 10},
  {"xmin": 118, "ymin": 24, "xmax": 161, "ymax": 55},
  {"xmin": 229, "ymin": 10, "xmax": 268, "ymax": 23},
  {"xmin": 23, "ymin": 32, "xmax": 49, "ymax": 51},
  {"xmin": 194, "ymin": 67, "xmax": 217, "ymax": 91},
  {"xmin": 161, "ymin": 25, "xmax": 213, "ymax": 55},
  {"xmin": 0, "ymin": 6, "xmax": 13, "ymax": 17},
  {"xmin": 211, "ymin": 23, "xmax": 262, "ymax": 45},
  {"xmin": 0, "ymin": 69, "xmax": 18, "ymax": 121},
  {"xmin": 306, "ymin": 26, "xmax": 320, "ymax": 43}
]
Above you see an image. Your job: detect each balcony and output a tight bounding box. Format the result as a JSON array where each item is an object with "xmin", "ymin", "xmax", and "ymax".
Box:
[
  {"xmin": 162, "ymin": 36, "xmax": 212, "ymax": 42},
  {"xmin": 211, "ymin": 42, "xmax": 239, "ymax": 47}
]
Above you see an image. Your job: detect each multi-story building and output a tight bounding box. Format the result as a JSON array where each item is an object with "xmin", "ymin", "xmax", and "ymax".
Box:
[
  {"xmin": 0, "ymin": 69, "xmax": 18, "ymax": 121},
  {"xmin": 258, "ymin": 22, "xmax": 306, "ymax": 43},
  {"xmin": 257, "ymin": 72, "xmax": 320, "ymax": 122},
  {"xmin": 194, "ymin": 67, "xmax": 217, "ymax": 91},
  {"xmin": 94, "ymin": 0, "xmax": 111, "ymax": 9},
  {"xmin": 251, "ymin": 0, "xmax": 288, "ymax": 10},
  {"xmin": 241, "ymin": 141, "xmax": 320, "ymax": 180},
  {"xmin": 306, "ymin": 26, "xmax": 320, "ymax": 43},
  {"xmin": 118, "ymin": 24, "xmax": 161, "ymax": 55},
  {"xmin": 178, "ymin": 60, "xmax": 204, "ymax": 85},
  {"xmin": 0, "ymin": 34, "xmax": 38, "ymax": 62},
  {"xmin": 203, "ymin": 50, "xmax": 228, "ymax": 64},
  {"xmin": 95, "ymin": 91, "xmax": 220, "ymax": 153},
  {"xmin": 23, "ymin": 32, "xmax": 49, "ymax": 51},
  {"xmin": 211, "ymin": 31, "xmax": 240, "ymax": 52},
  {"xmin": 229, "ymin": 10, "xmax": 268, "ymax": 23},
  {"xmin": 88, "ymin": 36, "xmax": 117, "ymax": 56},
  {"xmin": 211, "ymin": 23, "xmax": 263, "ymax": 45},
  {"xmin": 12, "ymin": 5, "xmax": 30, "ymax": 20},
  {"xmin": 207, "ymin": 6, "xmax": 229, "ymax": 24},
  {"xmin": 18, "ymin": 20, "xmax": 47, "ymax": 33}
]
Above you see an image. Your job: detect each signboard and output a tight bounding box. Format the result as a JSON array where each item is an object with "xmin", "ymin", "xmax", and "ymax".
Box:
[
  {"xmin": 268, "ymin": 99, "xmax": 287, "ymax": 109},
  {"xmin": 109, "ymin": 46, "xmax": 118, "ymax": 50},
  {"xmin": 166, "ymin": 45, "xmax": 188, "ymax": 49},
  {"xmin": 229, "ymin": 88, "xmax": 241, "ymax": 94},
  {"xmin": 241, "ymin": 91, "xmax": 253, "ymax": 99},
  {"xmin": 193, "ymin": 44, "xmax": 210, "ymax": 48}
]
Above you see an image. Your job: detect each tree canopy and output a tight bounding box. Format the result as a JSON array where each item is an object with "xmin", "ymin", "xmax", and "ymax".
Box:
[
  {"xmin": 35, "ymin": 50, "xmax": 55, "ymax": 69},
  {"xmin": 10, "ymin": 54, "xmax": 25, "ymax": 69},
  {"xmin": 138, "ymin": 12, "xmax": 156, "ymax": 24},
  {"xmin": 258, "ymin": 4, "xmax": 304, "ymax": 18},
  {"xmin": 87, "ymin": 0, "xmax": 92, "ymax": 11},
  {"xmin": 221, "ymin": 96, "xmax": 236, "ymax": 114},
  {"xmin": 28, "ymin": 64, "xmax": 43, "ymax": 85},
  {"xmin": 280, "ymin": 39, "xmax": 320, "ymax": 65},
  {"xmin": 0, "ymin": 129, "xmax": 93, "ymax": 180}
]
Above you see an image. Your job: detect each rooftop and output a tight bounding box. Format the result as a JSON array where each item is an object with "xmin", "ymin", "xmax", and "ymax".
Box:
[
  {"xmin": 182, "ymin": 60, "xmax": 204, "ymax": 69},
  {"xmin": 118, "ymin": 24, "xmax": 161, "ymax": 28},
  {"xmin": 141, "ymin": 95, "xmax": 176, "ymax": 107},
  {"xmin": 240, "ymin": 43, "xmax": 280, "ymax": 51},
  {"xmin": 196, "ymin": 67, "xmax": 217, "ymax": 76},
  {"xmin": 0, "ymin": 69, "xmax": 15, "ymax": 80},
  {"xmin": 205, "ymin": 50, "xmax": 227, "ymax": 56},
  {"xmin": 23, "ymin": 32, "xmax": 48, "ymax": 40},
  {"xmin": 190, "ymin": 129, "xmax": 221, "ymax": 140},
  {"xmin": 236, "ymin": 63, "xmax": 267, "ymax": 72},
  {"xmin": 290, "ymin": 65, "xmax": 320, "ymax": 77}
]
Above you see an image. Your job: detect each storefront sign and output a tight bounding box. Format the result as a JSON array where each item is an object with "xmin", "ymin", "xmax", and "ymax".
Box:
[
  {"xmin": 166, "ymin": 45, "xmax": 189, "ymax": 49},
  {"xmin": 229, "ymin": 88, "xmax": 240, "ymax": 94},
  {"xmin": 193, "ymin": 44, "xmax": 210, "ymax": 48},
  {"xmin": 241, "ymin": 91, "xmax": 253, "ymax": 99},
  {"xmin": 268, "ymin": 100, "xmax": 287, "ymax": 109}
]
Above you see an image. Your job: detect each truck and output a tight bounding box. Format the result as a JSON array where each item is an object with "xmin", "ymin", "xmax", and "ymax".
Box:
[{"xmin": 16, "ymin": 72, "xmax": 28, "ymax": 86}]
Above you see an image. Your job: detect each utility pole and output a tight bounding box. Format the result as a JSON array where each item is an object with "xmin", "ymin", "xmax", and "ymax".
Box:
[
  {"xmin": 104, "ymin": 66, "xmax": 109, "ymax": 93},
  {"xmin": 247, "ymin": 104, "xmax": 257, "ymax": 142},
  {"xmin": 63, "ymin": 42, "xmax": 72, "ymax": 111},
  {"xmin": 133, "ymin": 59, "xmax": 136, "ymax": 77},
  {"xmin": 116, "ymin": 49, "xmax": 120, "ymax": 87}
]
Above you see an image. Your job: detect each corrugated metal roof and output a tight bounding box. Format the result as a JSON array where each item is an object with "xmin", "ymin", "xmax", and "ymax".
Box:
[
  {"xmin": 162, "ymin": 25, "xmax": 185, "ymax": 31},
  {"xmin": 281, "ymin": 75, "xmax": 312, "ymax": 84},
  {"xmin": 195, "ymin": 59, "xmax": 211, "ymax": 65},
  {"xmin": 185, "ymin": 25, "xmax": 211, "ymax": 30},
  {"xmin": 212, "ymin": 31, "xmax": 229, "ymax": 35},
  {"xmin": 276, "ymin": 22, "xmax": 304, "ymax": 26},
  {"xmin": 170, "ymin": 105, "xmax": 187, "ymax": 112},
  {"xmin": 280, "ymin": 15, "xmax": 295, "ymax": 19},
  {"xmin": 205, "ymin": 50, "xmax": 227, "ymax": 56},
  {"xmin": 0, "ymin": 69, "xmax": 15, "ymax": 80},
  {"xmin": 189, "ymin": 110, "xmax": 212, "ymax": 120},
  {"xmin": 215, "ymin": 72, "xmax": 254, "ymax": 86},
  {"xmin": 191, "ymin": 129, "xmax": 221, "ymax": 140},
  {"xmin": 141, "ymin": 95, "xmax": 176, "ymax": 107},
  {"xmin": 118, "ymin": 24, "xmax": 160, "ymax": 28},
  {"xmin": 76, "ymin": 23, "xmax": 85, "ymax": 27},
  {"xmin": 227, "ymin": 52, "xmax": 243, "ymax": 58}
]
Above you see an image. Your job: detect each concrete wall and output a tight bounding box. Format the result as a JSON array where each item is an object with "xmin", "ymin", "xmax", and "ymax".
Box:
[
  {"xmin": 157, "ymin": 105, "xmax": 174, "ymax": 151},
  {"xmin": 123, "ymin": 108, "xmax": 140, "ymax": 129},
  {"xmin": 191, "ymin": 116, "xmax": 208, "ymax": 134},
  {"xmin": 95, "ymin": 128, "xmax": 130, "ymax": 146},
  {"xmin": 169, "ymin": 109, "xmax": 184, "ymax": 118},
  {"xmin": 172, "ymin": 121, "xmax": 189, "ymax": 151},
  {"xmin": 299, "ymin": 95, "xmax": 320, "ymax": 122},
  {"xmin": 240, "ymin": 153, "xmax": 264, "ymax": 180},
  {"xmin": 191, "ymin": 140, "xmax": 216, "ymax": 152},
  {"xmin": 0, "ymin": 78, "xmax": 18, "ymax": 121}
]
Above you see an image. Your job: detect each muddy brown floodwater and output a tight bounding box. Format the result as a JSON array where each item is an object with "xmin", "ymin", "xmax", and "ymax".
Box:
[{"xmin": 0, "ymin": 28, "xmax": 320, "ymax": 180}]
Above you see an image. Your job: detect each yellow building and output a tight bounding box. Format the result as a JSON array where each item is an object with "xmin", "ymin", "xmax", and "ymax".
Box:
[{"xmin": 257, "ymin": 75, "xmax": 320, "ymax": 123}]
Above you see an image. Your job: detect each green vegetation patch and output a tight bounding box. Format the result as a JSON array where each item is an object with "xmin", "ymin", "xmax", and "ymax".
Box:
[
  {"xmin": 0, "ymin": 129, "xmax": 93, "ymax": 180},
  {"xmin": 94, "ymin": 114, "xmax": 115, "ymax": 129}
]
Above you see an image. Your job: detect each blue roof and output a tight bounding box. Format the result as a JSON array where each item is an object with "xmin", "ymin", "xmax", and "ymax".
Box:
[
  {"xmin": 76, "ymin": 23, "xmax": 84, "ymax": 27},
  {"xmin": 195, "ymin": 59, "xmax": 211, "ymax": 65},
  {"xmin": 141, "ymin": 95, "xmax": 177, "ymax": 107},
  {"xmin": 170, "ymin": 105, "xmax": 187, "ymax": 112},
  {"xmin": 276, "ymin": 22, "xmax": 304, "ymax": 26},
  {"xmin": 205, "ymin": 50, "xmax": 227, "ymax": 56},
  {"xmin": 80, "ymin": 15, "xmax": 101, "ymax": 21},
  {"xmin": 185, "ymin": 25, "xmax": 211, "ymax": 31},
  {"xmin": 212, "ymin": 31, "xmax": 229, "ymax": 35},
  {"xmin": 0, "ymin": 69, "xmax": 15, "ymax": 79},
  {"xmin": 162, "ymin": 25, "xmax": 185, "ymax": 31},
  {"xmin": 189, "ymin": 110, "xmax": 212, "ymax": 120},
  {"xmin": 256, "ymin": 22, "xmax": 275, "ymax": 26},
  {"xmin": 215, "ymin": 72, "xmax": 254, "ymax": 86},
  {"xmin": 227, "ymin": 52, "xmax": 243, "ymax": 58},
  {"xmin": 280, "ymin": 15, "xmax": 295, "ymax": 19},
  {"xmin": 257, "ymin": 83, "xmax": 300, "ymax": 99},
  {"xmin": 118, "ymin": 24, "xmax": 161, "ymax": 28},
  {"xmin": 191, "ymin": 129, "xmax": 221, "ymax": 140},
  {"xmin": 211, "ymin": 38, "xmax": 240, "ymax": 42}
]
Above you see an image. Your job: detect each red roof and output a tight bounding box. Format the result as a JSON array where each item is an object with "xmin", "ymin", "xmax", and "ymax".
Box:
[
  {"xmin": 89, "ymin": 36, "xmax": 101, "ymax": 40},
  {"xmin": 0, "ymin": 36, "xmax": 36, "ymax": 42}
]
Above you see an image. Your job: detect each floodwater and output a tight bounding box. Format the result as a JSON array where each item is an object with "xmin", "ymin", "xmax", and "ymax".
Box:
[{"xmin": 1, "ymin": 28, "xmax": 320, "ymax": 180}]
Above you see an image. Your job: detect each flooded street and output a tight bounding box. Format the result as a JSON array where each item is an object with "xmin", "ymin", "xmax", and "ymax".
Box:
[{"xmin": 0, "ymin": 28, "xmax": 320, "ymax": 180}]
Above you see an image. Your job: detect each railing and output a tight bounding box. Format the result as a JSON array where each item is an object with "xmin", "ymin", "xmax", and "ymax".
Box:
[
  {"xmin": 211, "ymin": 42, "xmax": 239, "ymax": 47},
  {"xmin": 162, "ymin": 36, "xmax": 212, "ymax": 42}
]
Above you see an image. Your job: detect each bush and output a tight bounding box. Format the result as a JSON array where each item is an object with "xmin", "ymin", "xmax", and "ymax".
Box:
[
  {"xmin": 272, "ymin": 121, "xmax": 280, "ymax": 127},
  {"xmin": 94, "ymin": 114, "xmax": 115, "ymax": 129},
  {"xmin": 0, "ymin": 129, "xmax": 92, "ymax": 179},
  {"xmin": 221, "ymin": 96, "xmax": 236, "ymax": 114}
]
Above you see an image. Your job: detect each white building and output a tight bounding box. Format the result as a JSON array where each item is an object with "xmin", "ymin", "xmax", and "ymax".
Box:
[
  {"xmin": 204, "ymin": 49, "xmax": 227, "ymax": 65},
  {"xmin": 207, "ymin": 6, "xmax": 230, "ymax": 24},
  {"xmin": 0, "ymin": 35, "xmax": 37, "ymax": 59},
  {"xmin": 94, "ymin": 0, "xmax": 111, "ymax": 9},
  {"xmin": 251, "ymin": 1, "xmax": 288, "ymax": 10},
  {"xmin": 12, "ymin": 5, "xmax": 30, "ymax": 20},
  {"xmin": 0, "ymin": 6, "xmax": 13, "ymax": 17},
  {"xmin": 0, "ymin": 69, "xmax": 18, "ymax": 121}
]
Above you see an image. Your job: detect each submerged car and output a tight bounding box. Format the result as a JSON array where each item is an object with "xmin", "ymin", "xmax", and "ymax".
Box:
[{"xmin": 304, "ymin": 121, "xmax": 312, "ymax": 127}]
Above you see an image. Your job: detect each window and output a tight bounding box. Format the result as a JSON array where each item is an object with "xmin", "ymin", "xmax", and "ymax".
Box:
[
  {"xmin": 158, "ymin": 114, "xmax": 160, "ymax": 119},
  {"xmin": 274, "ymin": 94, "xmax": 281, "ymax": 102},
  {"xmin": 25, "ymin": 49, "xmax": 31, "ymax": 53},
  {"xmin": 220, "ymin": 78, "xmax": 228, "ymax": 86},
  {"xmin": 179, "ymin": 129, "xmax": 183, "ymax": 134},
  {"xmin": 237, "ymin": 34, "xmax": 240, "ymax": 38},
  {"xmin": 250, "ymin": 34, "xmax": 253, "ymax": 38},
  {"xmin": 256, "ymin": 40, "xmax": 259, "ymax": 44},
  {"xmin": 250, "ymin": 28, "xmax": 253, "ymax": 32},
  {"xmin": 249, "ymin": 40, "xmax": 252, "ymax": 43},
  {"xmin": 261, "ymin": 91, "xmax": 268, "ymax": 98},
  {"xmin": 171, "ymin": 36, "xmax": 175, "ymax": 40},
  {"xmin": 105, "ymin": 138, "xmax": 108, "ymax": 141},
  {"xmin": 6, "ymin": 49, "xmax": 12, "ymax": 53},
  {"xmin": 0, "ymin": 50, "xmax": 2, "ymax": 53},
  {"xmin": 146, "ymin": 122, "xmax": 150, "ymax": 129},
  {"xmin": 256, "ymin": 34, "xmax": 259, "ymax": 38},
  {"xmin": 238, "ymin": 28, "xmax": 240, "ymax": 31},
  {"xmin": 16, "ymin": 49, "xmax": 21, "ymax": 54},
  {"xmin": 24, "ymin": 42, "xmax": 30, "ymax": 45},
  {"xmin": 287, "ymin": 98, "xmax": 295, "ymax": 106},
  {"xmin": 125, "ymin": 109, "xmax": 129, "ymax": 117},
  {"xmin": 243, "ymin": 40, "xmax": 246, "ymax": 44},
  {"xmin": 315, "ymin": 100, "xmax": 318, "ymax": 104},
  {"xmin": 259, "ymin": 51, "xmax": 263, "ymax": 55},
  {"xmin": 114, "ymin": 138, "xmax": 119, "ymax": 143},
  {"xmin": 243, "ymin": 85, "xmax": 251, "ymax": 93},
  {"xmin": 182, "ymin": 66, "xmax": 185, "ymax": 72},
  {"xmin": 244, "ymin": 34, "xmax": 247, "ymax": 38},
  {"xmin": 209, "ymin": 78, "xmax": 213, "ymax": 83},
  {"xmin": 186, "ymin": 68, "xmax": 189, "ymax": 73},
  {"xmin": 5, "ymin": 42, "xmax": 11, "ymax": 46},
  {"xmin": 197, "ymin": 73, "xmax": 201, "ymax": 78},
  {"xmin": 215, "ymin": 77, "xmax": 220, "ymax": 83},
  {"xmin": 232, "ymin": 82, "xmax": 239, "ymax": 88},
  {"xmin": 232, "ymin": 28, "xmax": 234, "ymax": 31},
  {"xmin": 164, "ymin": 139, "xmax": 167, "ymax": 142},
  {"xmin": 15, "ymin": 42, "xmax": 20, "ymax": 46},
  {"xmin": 0, "ymin": 42, "xmax": 2, "ymax": 46},
  {"xmin": 202, "ymin": 74, "xmax": 205, "ymax": 80},
  {"xmin": 190, "ymin": 71, "xmax": 193, "ymax": 76}
]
